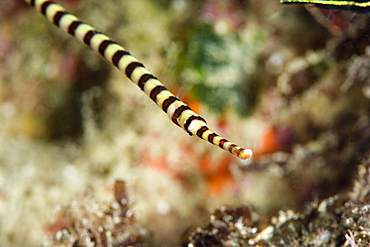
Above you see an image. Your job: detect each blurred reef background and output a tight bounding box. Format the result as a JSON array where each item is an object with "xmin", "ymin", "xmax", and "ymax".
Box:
[{"xmin": 0, "ymin": 0, "xmax": 369, "ymax": 246}]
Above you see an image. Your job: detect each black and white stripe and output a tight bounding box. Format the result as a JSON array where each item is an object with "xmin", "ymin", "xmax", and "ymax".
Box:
[
  {"xmin": 280, "ymin": 0, "xmax": 370, "ymax": 11},
  {"xmin": 24, "ymin": 0, "xmax": 253, "ymax": 159}
]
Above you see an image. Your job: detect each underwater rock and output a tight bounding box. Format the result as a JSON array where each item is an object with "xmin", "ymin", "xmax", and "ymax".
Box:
[
  {"xmin": 43, "ymin": 180, "xmax": 148, "ymax": 247},
  {"xmin": 183, "ymin": 152, "xmax": 370, "ymax": 246}
]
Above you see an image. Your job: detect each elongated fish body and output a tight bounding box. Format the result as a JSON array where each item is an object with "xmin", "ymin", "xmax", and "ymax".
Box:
[
  {"xmin": 23, "ymin": 0, "xmax": 253, "ymax": 160},
  {"xmin": 280, "ymin": 0, "xmax": 370, "ymax": 11}
]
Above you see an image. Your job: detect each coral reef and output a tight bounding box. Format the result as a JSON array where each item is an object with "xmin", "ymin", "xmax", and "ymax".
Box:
[
  {"xmin": 0, "ymin": 0, "xmax": 369, "ymax": 246},
  {"xmin": 183, "ymin": 153, "xmax": 370, "ymax": 247},
  {"xmin": 182, "ymin": 206, "xmax": 264, "ymax": 247},
  {"xmin": 43, "ymin": 180, "xmax": 148, "ymax": 247}
]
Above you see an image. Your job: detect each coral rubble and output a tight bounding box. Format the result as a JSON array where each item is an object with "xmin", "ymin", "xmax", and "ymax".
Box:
[{"xmin": 43, "ymin": 180, "xmax": 147, "ymax": 247}]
